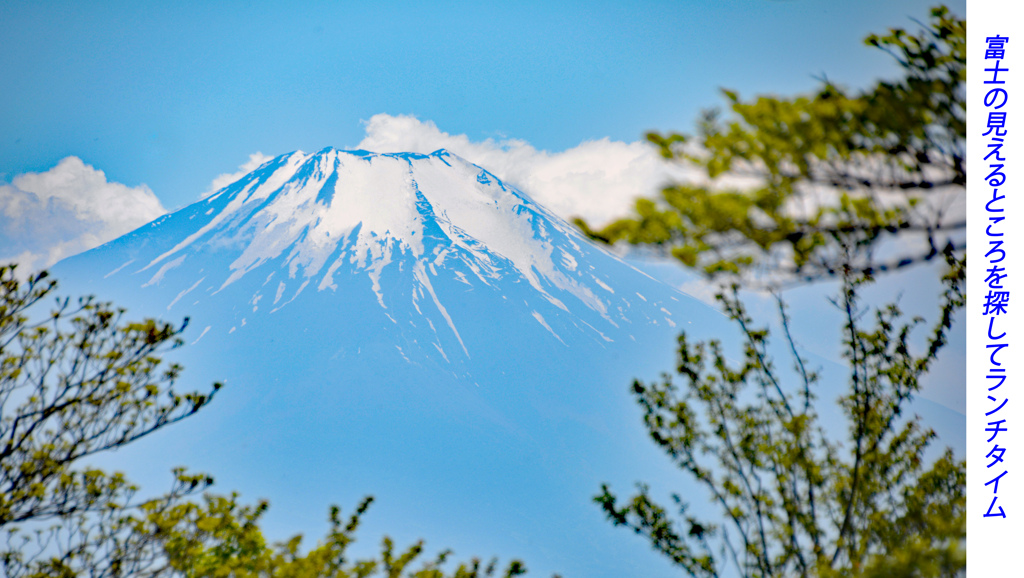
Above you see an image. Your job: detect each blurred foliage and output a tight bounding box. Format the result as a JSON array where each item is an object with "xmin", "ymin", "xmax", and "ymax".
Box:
[
  {"xmin": 596, "ymin": 248, "xmax": 966, "ymax": 577},
  {"xmin": 0, "ymin": 264, "xmax": 529, "ymax": 577},
  {"xmin": 576, "ymin": 6, "xmax": 965, "ymax": 285},
  {"xmin": 591, "ymin": 5, "xmax": 967, "ymax": 577}
]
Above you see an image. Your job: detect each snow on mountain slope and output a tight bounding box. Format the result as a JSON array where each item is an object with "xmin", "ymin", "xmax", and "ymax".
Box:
[{"xmin": 63, "ymin": 148, "xmax": 702, "ymax": 371}]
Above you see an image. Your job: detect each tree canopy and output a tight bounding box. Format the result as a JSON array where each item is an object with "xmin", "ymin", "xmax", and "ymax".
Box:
[
  {"xmin": 576, "ymin": 6, "xmax": 965, "ymax": 286},
  {"xmin": 590, "ymin": 6, "xmax": 967, "ymax": 577},
  {"xmin": 0, "ymin": 264, "xmax": 219, "ymax": 575},
  {"xmin": 596, "ymin": 251, "xmax": 966, "ymax": 577}
]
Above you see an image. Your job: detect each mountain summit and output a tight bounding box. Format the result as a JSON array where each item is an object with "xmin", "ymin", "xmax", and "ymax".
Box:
[{"xmin": 53, "ymin": 148, "xmax": 725, "ymax": 577}]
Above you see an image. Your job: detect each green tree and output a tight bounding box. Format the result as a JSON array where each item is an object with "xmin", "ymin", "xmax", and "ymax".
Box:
[
  {"xmin": 596, "ymin": 251, "xmax": 965, "ymax": 577},
  {"xmin": 123, "ymin": 493, "xmax": 527, "ymax": 578},
  {"xmin": 588, "ymin": 6, "xmax": 967, "ymax": 577},
  {"xmin": 0, "ymin": 264, "xmax": 528, "ymax": 577},
  {"xmin": 576, "ymin": 6, "xmax": 965, "ymax": 285},
  {"xmin": 0, "ymin": 264, "xmax": 221, "ymax": 575}
]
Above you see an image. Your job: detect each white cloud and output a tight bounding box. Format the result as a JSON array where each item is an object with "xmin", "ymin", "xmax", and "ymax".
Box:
[
  {"xmin": 0, "ymin": 157, "xmax": 166, "ymax": 274},
  {"xmin": 354, "ymin": 113, "xmax": 699, "ymax": 225},
  {"xmin": 201, "ymin": 152, "xmax": 274, "ymax": 199}
]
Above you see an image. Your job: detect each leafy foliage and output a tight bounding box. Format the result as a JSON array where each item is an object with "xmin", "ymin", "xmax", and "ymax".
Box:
[
  {"xmin": 588, "ymin": 7, "xmax": 967, "ymax": 575},
  {"xmin": 0, "ymin": 263, "xmax": 221, "ymax": 575},
  {"xmin": 125, "ymin": 493, "xmax": 528, "ymax": 578},
  {"xmin": 595, "ymin": 250, "xmax": 966, "ymax": 577},
  {"xmin": 2, "ymin": 469, "xmax": 214, "ymax": 578},
  {"xmin": 576, "ymin": 6, "xmax": 965, "ymax": 285},
  {"xmin": 0, "ymin": 265, "xmax": 530, "ymax": 577}
]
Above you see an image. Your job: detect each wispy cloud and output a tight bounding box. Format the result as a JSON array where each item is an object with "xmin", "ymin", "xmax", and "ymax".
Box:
[{"xmin": 0, "ymin": 157, "xmax": 165, "ymax": 274}]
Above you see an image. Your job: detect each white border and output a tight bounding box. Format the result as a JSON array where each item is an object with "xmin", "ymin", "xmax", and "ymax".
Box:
[{"xmin": 967, "ymin": 1, "xmax": 1024, "ymax": 574}]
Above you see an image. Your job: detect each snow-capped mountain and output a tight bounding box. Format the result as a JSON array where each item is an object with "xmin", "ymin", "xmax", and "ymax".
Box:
[
  {"xmin": 60, "ymin": 147, "xmax": 711, "ymax": 378},
  {"xmin": 53, "ymin": 148, "xmax": 732, "ymax": 577}
]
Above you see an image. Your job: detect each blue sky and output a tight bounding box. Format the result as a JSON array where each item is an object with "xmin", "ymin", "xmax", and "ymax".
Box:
[
  {"xmin": 1, "ymin": 0, "xmax": 969, "ymax": 415},
  {"xmin": 2, "ymin": 0, "xmax": 963, "ymax": 209}
]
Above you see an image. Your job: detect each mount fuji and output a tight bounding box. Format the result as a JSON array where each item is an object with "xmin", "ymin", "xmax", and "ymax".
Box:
[{"xmin": 47, "ymin": 147, "xmax": 877, "ymax": 576}]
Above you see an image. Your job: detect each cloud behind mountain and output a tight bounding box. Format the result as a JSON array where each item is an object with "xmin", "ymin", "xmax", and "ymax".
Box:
[
  {"xmin": 0, "ymin": 156, "xmax": 165, "ymax": 273},
  {"xmin": 355, "ymin": 113, "xmax": 696, "ymax": 225}
]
